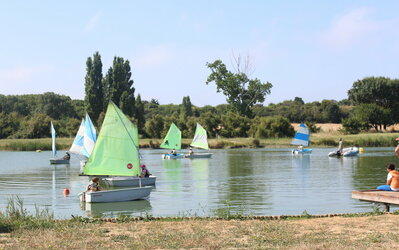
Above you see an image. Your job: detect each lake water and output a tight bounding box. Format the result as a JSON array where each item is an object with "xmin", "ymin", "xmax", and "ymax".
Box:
[{"xmin": 0, "ymin": 147, "xmax": 397, "ymax": 219}]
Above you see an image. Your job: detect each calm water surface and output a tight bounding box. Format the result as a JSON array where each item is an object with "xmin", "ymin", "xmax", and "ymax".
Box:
[{"xmin": 0, "ymin": 147, "xmax": 397, "ymax": 218}]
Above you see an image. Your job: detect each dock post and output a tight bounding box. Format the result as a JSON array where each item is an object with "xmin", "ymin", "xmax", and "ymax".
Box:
[{"xmin": 383, "ymin": 203, "xmax": 390, "ymax": 212}]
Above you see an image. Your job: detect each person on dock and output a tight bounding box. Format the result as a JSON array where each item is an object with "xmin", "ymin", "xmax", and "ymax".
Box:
[
  {"xmin": 337, "ymin": 138, "xmax": 343, "ymax": 156},
  {"xmin": 85, "ymin": 177, "xmax": 103, "ymax": 192},
  {"xmin": 140, "ymin": 164, "xmax": 150, "ymax": 178},
  {"xmin": 376, "ymin": 163, "xmax": 399, "ymax": 191}
]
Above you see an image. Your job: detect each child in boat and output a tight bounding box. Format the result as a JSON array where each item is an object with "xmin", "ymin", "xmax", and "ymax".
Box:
[
  {"xmin": 85, "ymin": 177, "xmax": 103, "ymax": 192},
  {"xmin": 140, "ymin": 165, "xmax": 150, "ymax": 178},
  {"xmin": 188, "ymin": 147, "xmax": 194, "ymax": 155},
  {"xmin": 376, "ymin": 163, "xmax": 399, "ymax": 191},
  {"xmin": 171, "ymin": 148, "xmax": 177, "ymax": 156}
]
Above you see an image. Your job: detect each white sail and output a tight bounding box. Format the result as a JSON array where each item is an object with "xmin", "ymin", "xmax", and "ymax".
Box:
[
  {"xmin": 51, "ymin": 121, "xmax": 56, "ymax": 157},
  {"xmin": 69, "ymin": 119, "xmax": 85, "ymax": 155},
  {"xmin": 81, "ymin": 114, "xmax": 97, "ymax": 158}
]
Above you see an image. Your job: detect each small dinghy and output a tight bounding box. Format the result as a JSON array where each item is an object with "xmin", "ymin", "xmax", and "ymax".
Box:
[
  {"xmin": 49, "ymin": 121, "xmax": 70, "ymax": 164},
  {"xmin": 160, "ymin": 123, "xmax": 184, "ymax": 159},
  {"xmin": 328, "ymin": 147, "xmax": 359, "ymax": 157},
  {"xmin": 184, "ymin": 123, "xmax": 213, "ymax": 159},
  {"xmin": 291, "ymin": 123, "xmax": 312, "ymax": 154}
]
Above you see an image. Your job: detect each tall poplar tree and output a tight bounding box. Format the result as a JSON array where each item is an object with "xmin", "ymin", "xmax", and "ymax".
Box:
[
  {"xmin": 181, "ymin": 96, "xmax": 193, "ymax": 117},
  {"xmin": 84, "ymin": 51, "xmax": 104, "ymax": 124},
  {"xmin": 103, "ymin": 56, "xmax": 135, "ymax": 116}
]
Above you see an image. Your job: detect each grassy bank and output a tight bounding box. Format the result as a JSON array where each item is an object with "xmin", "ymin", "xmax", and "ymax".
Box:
[
  {"xmin": 1, "ymin": 132, "xmax": 399, "ymax": 151},
  {"xmin": 2, "ymin": 212, "xmax": 399, "ymax": 249},
  {"xmin": 0, "ymin": 133, "xmax": 397, "ymax": 151},
  {"xmin": 2, "ymin": 197, "xmax": 399, "ymax": 248}
]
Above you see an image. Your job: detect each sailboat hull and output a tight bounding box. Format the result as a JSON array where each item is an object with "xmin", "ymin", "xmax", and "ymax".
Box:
[
  {"xmin": 102, "ymin": 176, "xmax": 156, "ymax": 187},
  {"xmin": 162, "ymin": 153, "xmax": 185, "ymax": 159},
  {"xmin": 80, "ymin": 186, "xmax": 152, "ymax": 203},
  {"xmin": 292, "ymin": 149, "xmax": 312, "ymax": 154},
  {"xmin": 49, "ymin": 158, "xmax": 70, "ymax": 164},
  {"xmin": 184, "ymin": 153, "xmax": 213, "ymax": 159}
]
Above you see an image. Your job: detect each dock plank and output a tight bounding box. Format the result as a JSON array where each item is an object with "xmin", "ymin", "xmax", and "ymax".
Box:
[{"xmin": 352, "ymin": 190, "xmax": 399, "ymax": 205}]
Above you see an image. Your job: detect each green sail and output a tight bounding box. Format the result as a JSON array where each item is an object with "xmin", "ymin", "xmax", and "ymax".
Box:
[
  {"xmin": 160, "ymin": 123, "xmax": 181, "ymax": 150},
  {"xmin": 190, "ymin": 123, "xmax": 209, "ymax": 150},
  {"xmin": 83, "ymin": 102, "xmax": 140, "ymax": 176}
]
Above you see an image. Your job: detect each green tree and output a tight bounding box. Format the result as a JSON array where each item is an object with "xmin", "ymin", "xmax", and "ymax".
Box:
[
  {"xmin": 205, "ymin": 59, "xmax": 272, "ymax": 117},
  {"xmin": 103, "ymin": 56, "xmax": 135, "ymax": 116},
  {"xmin": 38, "ymin": 92, "xmax": 76, "ymax": 119},
  {"xmin": 181, "ymin": 96, "xmax": 193, "ymax": 117},
  {"xmin": 0, "ymin": 112, "xmax": 19, "ymax": 139},
  {"xmin": 144, "ymin": 114, "xmax": 165, "ymax": 138},
  {"xmin": 249, "ymin": 116, "xmax": 294, "ymax": 138},
  {"xmin": 135, "ymin": 94, "xmax": 146, "ymax": 135},
  {"xmin": 219, "ymin": 112, "xmax": 250, "ymax": 137},
  {"xmin": 352, "ymin": 103, "xmax": 392, "ymax": 131},
  {"xmin": 84, "ymin": 51, "xmax": 104, "ymax": 124}
]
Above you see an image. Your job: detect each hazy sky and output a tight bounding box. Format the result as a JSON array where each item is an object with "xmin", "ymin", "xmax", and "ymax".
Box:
[{"xmin": 0, "ymin": 1, "xmax": 398, "ymax": 106}]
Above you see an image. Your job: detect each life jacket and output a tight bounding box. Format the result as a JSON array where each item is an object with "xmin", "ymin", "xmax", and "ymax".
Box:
[{"xmin": 389, "ymin": 170, "xmax": 399, "ymax": 189}]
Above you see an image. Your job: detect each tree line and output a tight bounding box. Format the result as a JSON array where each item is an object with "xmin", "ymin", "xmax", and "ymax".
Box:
[{"xmin": 0, "ymin": 51, "xmax": 398, "ymax": 139}]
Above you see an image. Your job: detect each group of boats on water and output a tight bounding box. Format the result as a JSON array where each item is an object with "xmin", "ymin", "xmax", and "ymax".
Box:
[
  {"xmin": 48, "ymin": 102, "xmax": 213, "ymax": 203},
  {"xmin": 291, "ymin": 122, "xmax": 360, "ymax": 157},
  {"xmin": 48, "ymin": 105, "xmax": 360, "ymax": 204}
]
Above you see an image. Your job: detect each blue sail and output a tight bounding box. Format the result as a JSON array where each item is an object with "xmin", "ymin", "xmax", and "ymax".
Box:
[
  {"xmin": 81, "ymin": 114, "xmax": 97, "ymax": 158},
  {"xmin": 291, "ymin": 123, "xmax": 310, "ymax": 146}
]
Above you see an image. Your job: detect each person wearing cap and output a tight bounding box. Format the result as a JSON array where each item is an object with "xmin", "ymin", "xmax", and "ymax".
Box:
[
  {"xmin": 395, "ymin": 137, "xmax": 399, "ymax": 157},
  {"xmin": 140, "ymin": 164, "xmax": 150, "ymax": 178}
]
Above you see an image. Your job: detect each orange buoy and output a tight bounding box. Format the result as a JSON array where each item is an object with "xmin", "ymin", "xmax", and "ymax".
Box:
[{"xmin": 63, "ymin": 188, "xmax": 70, "ymax": 196}]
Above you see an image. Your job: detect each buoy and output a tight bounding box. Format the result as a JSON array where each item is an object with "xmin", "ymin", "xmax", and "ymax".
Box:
[
  {"xmin": 63, "ymin": 188, "xmax": 70, "ymax": 196},
  {"xmin": 359, "ymin": 147, "xmax": 364, "ymax": 153}
]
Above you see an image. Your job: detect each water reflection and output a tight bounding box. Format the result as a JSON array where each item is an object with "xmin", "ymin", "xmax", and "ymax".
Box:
[{"xmin": 82, "ymin": 199, "xmax": 152, "ymax": 217}]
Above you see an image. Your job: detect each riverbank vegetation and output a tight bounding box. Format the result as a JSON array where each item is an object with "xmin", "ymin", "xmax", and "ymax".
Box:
[{"xmin": 1, "ymin": 129, "xmax": 398, "ymax": 151}]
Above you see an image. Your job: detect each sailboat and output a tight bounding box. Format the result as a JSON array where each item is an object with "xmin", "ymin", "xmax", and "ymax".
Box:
[
  {"xmin": 161, "ymin": 123, "xmax": 184, "ymax": 159},
  {"xmin": 184, "ymin": 123, "xmax": 213, "ymax": 159},
  {"xmin": 49, "ymin": 121, "xmax": 70, "ymax": 164},
  {"xmin": 69, "ymin": 114, "xmax": 97, "ymax": 171},
  {"xmin": 291, "ymin": 122, "xmax": 312, "ymax": 154},
  {"xmin": 79, "ymin": 102, "xmax": 152, "ymax": 203}
]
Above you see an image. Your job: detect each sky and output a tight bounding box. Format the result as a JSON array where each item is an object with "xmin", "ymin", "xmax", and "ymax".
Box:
[{"xmin": 0, "ymin": 1, "xmax": 399, "ymax": 106}]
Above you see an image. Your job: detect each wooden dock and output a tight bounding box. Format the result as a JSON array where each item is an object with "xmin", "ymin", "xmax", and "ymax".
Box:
[{"xmin": 352, "ymin": 190, "xmax": 399, "ymax": 211}]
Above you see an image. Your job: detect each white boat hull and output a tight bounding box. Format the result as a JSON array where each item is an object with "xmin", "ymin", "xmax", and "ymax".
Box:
[
  {"xmin": 184, "ymin": 153, "xmax": 213, "ymax": 159},
  {"xmin": 162, "ymin": 153, "xmax": 184, "ymax": 159},
  {"xmin": 328, "ymin": 147, "xmax": 359, "ymax": 157},
  {"xmin": 49, "ymin": 158, "xmax": 70, "ymax": 164},
  {"xmin": 292, "ymin": 149, "xmax": 312, "ymax": 154},
  {"xmin": 102, "ymin": 176, "xmax": 156, "ymax": 187},
  {"xmin": 80, "ymin": 186, "xmax": 152, "ymax": 203}
]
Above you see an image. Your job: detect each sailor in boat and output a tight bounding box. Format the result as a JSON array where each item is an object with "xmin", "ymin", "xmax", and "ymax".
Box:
[
  {"xmin": 140, "ymin": 164, "xmax": 151, "ymax": 178},
  {"xmin": 85, "ymin": 177, "xmax": 103, "ymax": 192},
  {"xmin": 63, "ymin": 151, "xmax": 71, "ymax": 160},
  {"xmin": 188, "ymin": 146, "xmax": 194, "ymax": 155},
  {"xmin": 376, "ymin": 163, "xmax": 399, "ymax": 191},
  {"xmin": 171, "ymin": 148, "xmax": 177, "ymax": 156},
  {"xmin": 298, "ymin": 145, "xmax": 303, "ymax": 151}
]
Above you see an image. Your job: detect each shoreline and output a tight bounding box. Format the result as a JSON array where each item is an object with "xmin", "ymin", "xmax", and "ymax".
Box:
[
  {"xmin": 1, "ymin": 132, "xmax": 399, "ymax": 151},
  {"xmin": 1, "ymin": 212, "xmax": 399, "ymax": 248}
]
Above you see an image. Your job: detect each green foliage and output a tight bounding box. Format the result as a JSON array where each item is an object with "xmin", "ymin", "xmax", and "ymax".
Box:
[
  {"xmin": 219, "ymin": 112, "xmax": 250, "ymax": 137},
  {"xmin": 304, "ymin": 121, "xmax": 320, "ymax": 133},
  {"xmin": 249, "ymin": 116, "xmax": 295, "ymax": 138},
  {"xmin": 342, "ymin": 116, "xmax": 365, "ymax": 134},
  {"xmin": 84, "ymin": 51, "xmax": 104, "ymax": 124},
  {"xmin": 145, "ymin": 115, "xmax": 165, "ymax": 138},
  {"xmin": 206, "ymin": 59, "xmax": 272, "ymax": 117},
  {"xmin": 0, "ymin": 112, "xmax": 19, "ymax": 139},
  {"xmin": 181, "ymin": 96, "xmax": 193, "ymax": 117},
  {"xmin": 352, "ymin": 103, "xmax": 392, "ymax": 131},
  {"xmin": 103, "ymin": 56, "xmax": 135, "ymax": 117}
]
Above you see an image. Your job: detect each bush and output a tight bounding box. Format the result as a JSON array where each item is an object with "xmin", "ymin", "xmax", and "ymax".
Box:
[{"xmin": 249, "ymin": 116, "xmax": 295, "ymax": 138}]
